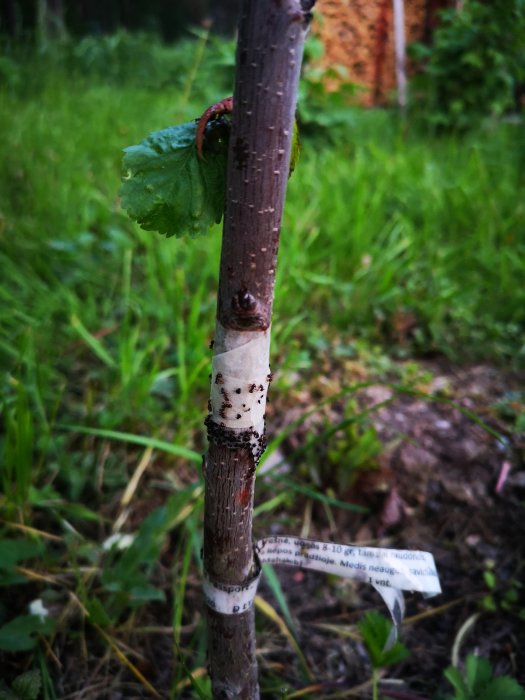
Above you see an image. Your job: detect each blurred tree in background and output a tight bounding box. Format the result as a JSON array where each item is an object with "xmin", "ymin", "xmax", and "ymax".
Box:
[
  {"xmin": 410, "ymin": 0, "xmax": 525, "ymax": 129},
  {"xmin": 0, "ymin": 0, "xmax": 241, "ymax": 40}
]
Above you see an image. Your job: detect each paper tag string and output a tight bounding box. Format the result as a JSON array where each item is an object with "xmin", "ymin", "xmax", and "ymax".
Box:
[
  {"xmin": 203, "ymin": 535, "xmax": 441, "ymax": 644},
  {"xmin": 257, "ymin": 537, "xmax": 441, "ymax": 594}
]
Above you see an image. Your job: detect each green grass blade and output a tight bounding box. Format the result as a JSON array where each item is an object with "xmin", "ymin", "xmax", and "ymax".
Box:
[
  {"xmin": 70, "ymin": 314, "xmax": 116, "ymax": 368},
  {"xmin": 60, "ymin": 425, "xmax": 201, "ymax": 463},
  {"xmin": 272, "ymin": 476, "xmax": 368, "ymax": 514},
  {"xmin": 253, "ymin": 492, "xmax": 289, "ymax": 518},
  {"xmin": 262, "ymin": 563, "xmax": 298, "ymax": 639}
]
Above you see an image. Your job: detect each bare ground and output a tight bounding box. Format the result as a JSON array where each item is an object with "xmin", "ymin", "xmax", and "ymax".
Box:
[{"xmin": 253, "ymin": 360, "xmax": 525, "ymax": 698}]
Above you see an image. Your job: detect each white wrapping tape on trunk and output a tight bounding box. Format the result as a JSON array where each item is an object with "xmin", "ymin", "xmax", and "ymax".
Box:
[
  {"xmin": 203, "ymin": 535, "xmax": 441, "ymax": 645},
  {"xmin": 203, "ymin": 570, "xmax": 261, "ymax": 615},
  {"xmin": 210, "ymin": 325, "xmax": 271, "ymax": 431}
]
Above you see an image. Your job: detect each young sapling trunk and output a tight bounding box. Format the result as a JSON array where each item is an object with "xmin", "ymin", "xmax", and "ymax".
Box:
[{"xmin": 202, "ymin": 1, "xmax": 314, "ymax": 696}]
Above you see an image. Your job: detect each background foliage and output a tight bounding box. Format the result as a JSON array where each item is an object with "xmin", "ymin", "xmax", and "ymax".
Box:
[{"xmin": 410, "ymin": 0, "xmax": 525, "ymax": 129}]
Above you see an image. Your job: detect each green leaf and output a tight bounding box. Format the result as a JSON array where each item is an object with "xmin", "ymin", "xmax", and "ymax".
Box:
[
  {"xmin": 55, "ymin": 502, "xmax": 102, "ymax": 522},
  {"xmin": 0, "ymin": 615, "xmax": 55, "ymax": 652},
  {"xmin": 444, "ymin": 656, "xmax": 525, "ymax": 700},
  {"xmin": 0, "ymin": 539, "xmax": 44, "ymax": 572},
  {"xmin": 174, "ymin": 641, "xmax": 210, "ymax": 700},
  {"xmin": 70, "ymin": 314, "xmax": 116, "ymax": 368},
  {"xmin": 120, "ymin": 121, "xmax": 227, "ymax": 238},
  {"xmin": 85, "ymin": 597, "xmax": 112, "ymax": 627},
  {"xmin": 380, "ymin": 640, "xmax": 411, "ymax": 667},
  {"xmin": 101, "ymin": 489, "xmax": 198, "ymax": 607},
  {"xmin": 483, "ymin": 571, "xmax": 496, "ymax": 590},
  {"xmin": 357, "ymin": 610, "xmax": 409, "ymax": 670},
  {"xmin": 129, "ymin": 585, "xmax": 166, "ymax": 603},
  {"xmin": 478, "ymin": 677, "xmax": 525, "ymax": 700},
  {"xmin": 0, "ymin": 539, "xmax": 46, "ymax": 586},
  {"xmin": 274, "ymin": 476, "xmax": 367, "ymax": 513},
  {"xmin": 466, "ymin": 654, "xmax": 493, "ymax": 694},
  {"xmin": 444, "ymin": 666, "xmax": 469, "ymax": 700},
  {"xmin": 12, "ymin": 669, "xmax": 42, "ymax": 700},
  {"xmin": 60, "ymin": 424, "xmax": 201, "ymax": 463}
]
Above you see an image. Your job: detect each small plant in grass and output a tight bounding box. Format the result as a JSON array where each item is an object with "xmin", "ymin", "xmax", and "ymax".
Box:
[
  {"xmin": 480, "ymin": 561, "xmax": 525, "ymax": 621},
  {"xmin": 443, "ymin": 654, "xmax": 525, "ymax": 700},
  {"xmin": 298, "ymin": 398, "xmax": 383, "ymax": 493},
  {"xmin": 0, "ymin": 610, "xmax": 55, "ymax": 655},
  {"xmin": 0, "ymin": 669, "xmax": 42, "ymax": 700},
  {"xmin": 358, "ymin": 611, "xmax": 409, "ymax": 700},
  {"xmin": 356, "ymin": 612, "xmax": 525, "ymax": 700},
  {"xmin": 492, "ymin": 391, "xmax": 525, "ymax": 437}
]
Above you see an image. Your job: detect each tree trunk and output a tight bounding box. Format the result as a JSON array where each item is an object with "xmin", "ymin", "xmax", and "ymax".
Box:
[
  {"xmin": 202, "ymin": 1, "xmax": 314, "ymax": 697},
  {"xmin": 36, "ymin": 0, "xmax": 66, "ymax": 46}
]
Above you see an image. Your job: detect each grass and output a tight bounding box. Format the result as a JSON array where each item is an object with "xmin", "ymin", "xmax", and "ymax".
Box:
[
  {"xmin": 280, "ymin": 115, "xmax": 525, "ymax": 364},
  {"xmin": 0, "ymin": 31, "xmax": 524, "ymax": 697}
]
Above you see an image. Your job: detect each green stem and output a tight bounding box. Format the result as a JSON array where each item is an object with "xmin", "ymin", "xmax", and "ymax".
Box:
[
  {"xmin": 180, "ymin": 26, "xmax": 210, "ymax": 114},
  {"xmin": 373, "ymin": 668, "xmax": 379, "ymax": 700}
]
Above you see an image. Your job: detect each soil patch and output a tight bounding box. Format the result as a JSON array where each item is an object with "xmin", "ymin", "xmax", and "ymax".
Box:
[{"xmin": 257, "ymin": 361, "xmax": 525, "ymax": 696}]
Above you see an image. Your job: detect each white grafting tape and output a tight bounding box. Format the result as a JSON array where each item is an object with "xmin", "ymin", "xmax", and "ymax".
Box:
[{"xmin": 210, "ymin": 324, "xmax": 271, "ymax": 431}]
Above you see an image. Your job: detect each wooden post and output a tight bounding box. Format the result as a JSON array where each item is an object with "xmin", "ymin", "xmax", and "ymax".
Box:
[{"xmin": 392, "ymin": 0, "xmax": 408, "ymax": 110}]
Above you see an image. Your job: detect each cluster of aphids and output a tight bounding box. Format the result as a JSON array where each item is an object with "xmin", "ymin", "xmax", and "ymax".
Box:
[
  {"xmin": 205, "ymin": 371, "xmax": 272, "ymax": 462},
  {"xmin": 249, "ymin": 380, "xmax": 269, "ymax": 406},
  {"xmin": 248, "ymin": 383, "xmax": 264, "ymax": 393},
  {"xmin": 204, "ymin": 415, "xmax": 267, "ymax": 463}
]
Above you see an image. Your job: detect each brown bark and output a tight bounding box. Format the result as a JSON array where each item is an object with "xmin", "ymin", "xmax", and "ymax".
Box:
[
  {"xmin": 202, "ymin": 1, "xmax": 314, "ymax": 697},
  {"xmin": 217, "ymin": 0, "xmax": 313, "ymax": 333}
]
